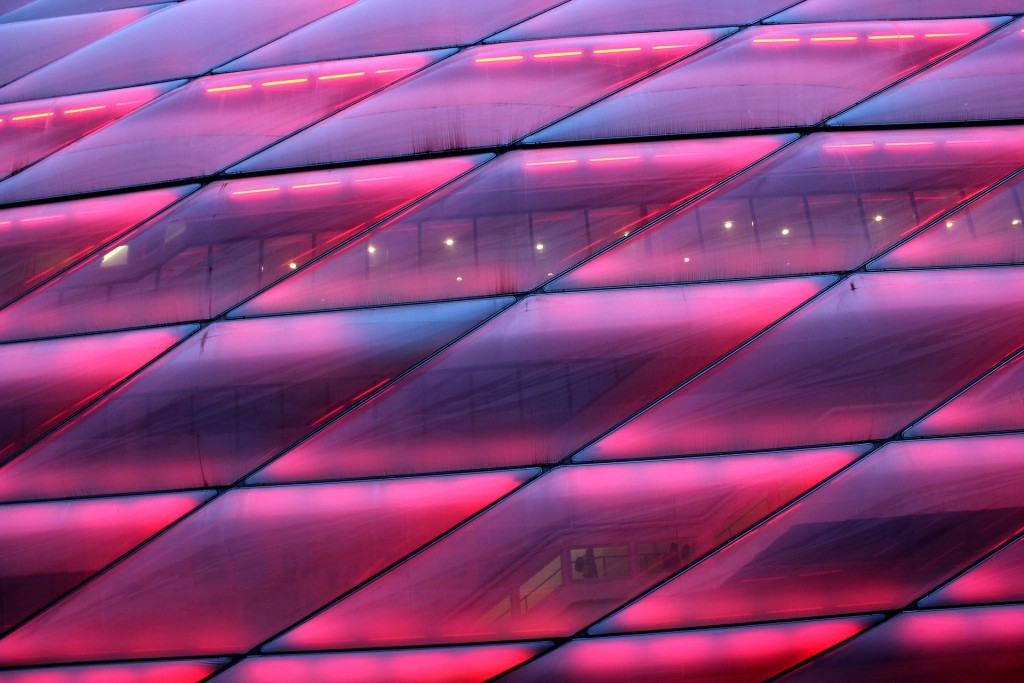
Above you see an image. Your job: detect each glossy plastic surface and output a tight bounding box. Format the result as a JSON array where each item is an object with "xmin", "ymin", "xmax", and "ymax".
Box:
[
  {"xmin": 769, "ymin": 0, "xmax": 1024, "ymax": 22},
  {"xmin": 594, "ymin": 435, "xmax": 1024, "ymax": 633},
  {"xmin": 0, "ymin": 658, "xmax": 228, "ymax": 683},
  {"xmin": 921, "ymin": 536, "xmax": 1024, "ymax": 607},
  {"xmin": 0, "ymin": 299, "xmax": 508, "ymax": 501},
  {"xmin": 237, "ymin": 136, "xmax": 791, "ymax": 316},
  {"xmin": 0, "ymin": 157, "xmax": 482, "ymax": 340},
  {"xmin": 0, "ymin": 187, "xmax": 189, "ymax": 308},
  {"xmin": 580, "ymin": 269, "xmax": 1024, "ymax": 462},
  {"xmin": 231, "ymin": 30, "xmax": 727, "ymax": 172},
  {"xmin": 552, "ymin": 128, "xmax": 1024, "ymax": 290},
  {"xmin": 0, "ymin": 470, "xmax": 532, "ymax": 664},
  {"xmin": 252, "ymin": 277, "xmax": 827, "ymax": 484},
  {"xmin": 0, "ymin": 490, "xmax": 208, "ymax": 632},
  {"xmin": 0, "ymin": 52, "xmax": 445, "ymax": 204},
  {"xmin": 779, "ymin": 606, "xmax": 1024, "ymax": 683},
  {"xmin": 267, "ymin": 447, "xmax": 861, "ymax": 650},
  {"xmin": 501, "ymin": 617, "xmax": 878, "ymax": 683},
  {"xmin": 0, "ymin": 0, "xmax": 174, "ymax": 22},
  {"xmin": 530, "ymin": 20, "xmax": 998, "ymax": 141}
]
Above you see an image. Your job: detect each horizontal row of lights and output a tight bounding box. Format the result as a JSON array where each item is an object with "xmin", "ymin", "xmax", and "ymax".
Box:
[
  {"xmin": 825, "ymin": 139, "xmax": 992, "ymax": 151},
  {"xmin": 475, "ymin": 44, "xmax": 694, "ymax": 63},
  {"xmin": 206, "ymin": 68, "xmax": 414, "ymax": 94},
  {"xmin": 0, "ymin": 104, "xmax": 114, "ymax": 125},
  {"xmin": 753, "ymin": 32, "xmax": 968, "ymax": 44},
  {"xmin": 230, "ymin": 176, "xmax": 403, "ymax": 196}
]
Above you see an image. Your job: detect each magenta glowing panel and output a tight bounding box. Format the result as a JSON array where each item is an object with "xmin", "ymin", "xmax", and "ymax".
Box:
[
  {"xmin": 0, "ymin": 1, "xmax": 175, "ymax": 23},
  {"xmin": 0, "ymin": 658, "xmax": 229, "ymax": 683},
  {"xmin": 235, "ymin": 136, "xmax": 791, "ymax": 316},
  {"xmin": 529, "ymin": 19, "xmax": 999, "ymax": 141},
  {"xmin": 250, "ymin": 277, "xmax": 828, "ymax": 484},
  {"xmin": 579, "ymin": 268, "xmax": 1024, "ymax": 462},
  {"xmin": 230, "ymin": 30, "xmax": 729, "ymax": 172},
  {"xmin": 0, "ymin": 156, "xmax": 483, "ymax": 341},
  {"xmin": 501, "ymin": 617, "xmax": 879, "ymax": 683},
  {"xmin": 592, "ymin": 435, "xmax": 1024, "ymax": 634},
  {"xmin": 0, "ymin": 299, "xmax": 508, "ymax": 502},
  {"xmin": 768, "ymin": 0, "xmax": 1024, "ymax": 22},
  {"xmin": 0, "ymin": 52, "xmax": 447, "ymax": 204},
  {"xmin": 265, "ymin": 447, "xmax": 861, "ymax": 650},
  {"xmin": 551, "ymin": 127, "xmax": 1024, "ymax": 290},
  {"xmin": 920, "ymin": 535, "xmax": 1024, "ymax": 608},
  {"xmin": 0, "ymin": 470, "xmax": 533, "ymax": 665}
]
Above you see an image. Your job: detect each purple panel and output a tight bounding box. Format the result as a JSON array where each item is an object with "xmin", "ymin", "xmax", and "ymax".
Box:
[
  {"xmin": 0, "ymin": 325, "xmax": 193, "ymax": 464},
  {"xmin": 230, "ymin": 30, "xmax": 729, "ymax": 172},
  {"xmin": 0, "ymin": 187, "xmax": 189, "ymax": 308},
  {"xmin": 552, "ymin": 128, "xmax": 1024, "ymax": 291},
  {"xmin": 579, "ymin": 268, "xmax": 1024, "ymax": 462},
  {"xmin": 0, "ymin": 0, "xmax": 358, "ymax": 102},
  {"xmin": 529, "ymin": 19, "xmax": 1000, "ymax": 141},
  {"xmin": 593, "ymin": 435, "xmax": 1024, "ymax": 634},
  {"xmin": 222, "ymin": 0, "xmax": 563, "ymax": 72},
  {"xmin": 921, "ymin": 536, "xmax": 1024, "ymax": 608},
  {"xmin": 0, "ymin": 658, "xmax": 228, "ymax": 683},
  {"xmin": 501, "ymin": 617, "xmax": 878, "ymax": 683},
  {"xmin": 0, "ymin": 299, "xmax": 509, "ymax": 502},
  {"xmin": 236, "ymin": 136, "xmax": 792, "ymax": 316},
  {"xmin": 0, "ymin": 470, "xmax": 532, "ymax": 665},
  {"xmin": 0, "ymin": 157, "xmax": 483, "ymax": 341},
  {"xmin": 0, "ymin": 1, "xmax": 174, "ymax": 23},
  {"xmin": 491, "ymin": 0, "xmax": 798, "ymax": 42},
  {"xmin": 0, "ymin": 52, "xmax": 447, "ymax": 204},
  {"xmin": 768, "ymin": 0, "xmax": 1024, "ymax": 22},
  {"xmin": 778, "ymin": 607, "xmax": 1024, "ymax": 683},
  {"xmin": 0, "ymin": 491, "xmax": 209, "ymax": 632},
  {"xmin": 267, "ymin": 447, "xmax": 861, "ymax": 650},
  {"xmin": 834, "ymin": 20, "xmax": 1024, "ymax": 125},
  {"xmin": 213, "ymin": 644, "xmax": 550, "ymax": 683},
  {"xmin": 252, "ymin": 277, "xmax": 828, "ymax": 484},
  {"xmin": 0, "ymin": 83, "xmax": 177, "ymax": 184}
]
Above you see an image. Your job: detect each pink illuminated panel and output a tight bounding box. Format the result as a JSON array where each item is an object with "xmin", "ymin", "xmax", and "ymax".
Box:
[
  {"xmin": 0, "ymin": 471, "xmax": 532, "ymax": 665},
  {"xmin": 580, "ymin": 269, "xmax": 1024, "ymax": 462},
  {"xmin": 231, "ymin": 30, "xmax": 728, "ymax": 172},
  {"xmin": 0, "ymin": 157, "xmax": 482, "ymax": 341},
  {"xmin": 593, "ymin": 436, "xmax": 1024, "ymax": 634},
  {"xmin": 0, "ymin": 299, "xmax": 508, "ymax": 502},
  {"xmin": 552, "ymin": 128, "xmax": 1024, "ymax": 290},
  {"xmin": 0, "ymin": 1, "xmax": 175, "ymax": 22},
  {"xmin": 0, "ymin": 658, "xmax": 229, "ymax": 683},
  {"xmin": 0, "ymin": 325, "xmax": 193, "ymax": 463},
  {"xmin": 0, "ymin": 52, "xmax": 446, "ymax": 204},
  {"xmin": 237, "ymin": 136, "xmax": 791, "ymax": 316},
  {"xmin": 0, "ymin": 491, "xmax": 209, "ymax": 632},
  {"xmin": 222, "ymin": 0, "xmax": 562, "ymax": 71},
  {"xmin": 921, "ymin": 536, "xmax": 1024, "ymax": 608},
  {"xmin": 530, "ymin": 20, "xmax": 998, "ymax": 141},
  {"xmin": 768, "ymin": 0, "xmax": 1024, "ymax": 22},
  {"xmin": 214, "ymin": 644, "xmax": 550, "ymax": 683},
  {"xmin": 266, "ymin": 448, "xmax": 861, "ymax": 650},
  {"xmin": 0, "ymin": 187, "xmax": 189, "ymax": 308},
  {"xmin": 0, "ymin": 83, "xmax": 177, "ymax": 184},
  {"xmin": 251, "ymin": 278, "xmax": 827, "ymax": 484},
  {"xmin": 779, "ymin": 606, "xmax": 1024, "ymax": 683},
  {"xmin": 502, "ymin": 617, "xmax": 878, "ymax": 683}
]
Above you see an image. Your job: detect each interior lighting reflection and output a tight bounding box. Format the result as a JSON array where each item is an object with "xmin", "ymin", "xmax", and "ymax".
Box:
[
  {"xmin": 1012, "ymin": 220, "xmax": 1022, "ymax": 226},
  {"xmin": 811, "ymin": 36, "xmax": 858, "ymax": 42},
  {"xmin": 230, "ymin": 187, "xmax": 281, "ymax": 195},
  {"xmin": 367, "ymin": 245, "xmax": 376, "ymax": 254},
  {"xmin": 874, "ymin": 215, "xmax": 884, "ymax": 222},
  {"xmin": 261, "ymin": 78, "xmax": 309, "ymax": 86},
  {"xmin": 868, "ymin": 34, "xmax": 915, "ymax": 40},
  {"xmin": 781, "ymin": 228, "xmax": 791, "ymax": 235},
  {"xmin": 11, "ymin": 112, "xmax": 54, "ymax": 121},
  {"xmin": 206, "ymin": 84, "xmax": 252, "ymax": 93},
  {"xmin": 64, "ymin": 106, "xmax": 107, "ymax": 114},
  {"xmin": 445, "ymin": 238, "xmax": 455, "ymax": 246},
  {"xmin": 724, "ymin": 221, "xmax": 734, "ymax": 229},
  {"xmin": 534, "ymin": 51, "xmax": 584, "ymax": 58},
  {"xmin": 594, "ymin": 47, "xmax": 642, "ymax": 54},
  {"xmin": 291, "ymin": 181, "xmax": 341, "ymax": 189},
  {"xmin": 319, "ymin": 72, "xmax": 365, "ymax": 80},
  {"xmin": 754, "ymin": 37, "xmax": 801, "ymax": 43},
  {"xmin": 475, "ymin": 56, "xmax": 524, "ymax": 63},
  {"xmin": 536, "ymin": 243, "xmax": 545, "ymax": 250}
]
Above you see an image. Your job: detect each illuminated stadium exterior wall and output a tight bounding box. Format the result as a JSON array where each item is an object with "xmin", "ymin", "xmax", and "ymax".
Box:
[{"xmin": 1, "ymin": 0, "xmax": 1024, "ymax": 680}]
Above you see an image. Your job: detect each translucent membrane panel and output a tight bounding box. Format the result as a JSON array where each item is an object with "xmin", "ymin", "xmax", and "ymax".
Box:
[
  {"xmin": 491, "ymin": 0, "xmax": 798, "ymax": 42},
  {"xmin": 237, "ymin": 136, "xmax": 791, "ymax": 316},
  {"xmin": 0, "ymin": 299, "xmax": 507, "ymax": 502},
  {"xmin": 921, "ymin": 536, "xmax": 1024, "ymax": 607},
  {"xmin": 267, "ymin": 448, "xmax": 860, "ymax": 651},
  {"xmin": 252, "ymin": 278, "xmax": 827, "ymax": 484},
  {"xmin": 501, "ymin": 617, "xmax": 878, "ymax": 683},
  {"xmin": 908, "ymin": 352, "xmax": 1024, "ymax": 438},
  {"xmin": 529, "ymin": 20, "xmax": 998, "ymax": 141},
  {"xmin": 768, "ymin": 0, "xmax": 1024, "ymax": 22},
  {"xmin": 593, "ymin": 435, "xmax": 1024, "ymax": 634},
  {"xmin": 0, "ymin": 6, "xmax": 158, "ymax": 87},
  {"xmin": 553, "ymin": 129, "xmax": 1024, "ymax": 291},
  {"xmin": 0, "ymin": 83, "xmax": 176, "ymax": 184},
  {"xmin": 873, "ymin": 169, "xmax": 1024, "ymax": 270},
  {"xmin": 579, "ymin": 269, "xmax": 1024, "ymax": 462},
  {"xmin": 0, "ymin": 187, "xmax": 188, "ymax": 308},
  {"xmin": 0, "ymin": 325, "xmax": 193, "ymax": 464},
  {"xmin": 0, "ymin": 471, "xmax": 531, "ymax": 665},
  {"xmin": 0, "ymin": 659, "xmax": 228, "ymax": 683},
  {"xmin": 834, "ymin": 21, "xmax": 1024, "ymax": 126},
  {"xmin": 0, "ymin": 0, "xmax": 358, "ymax": 102},
  {"xmin": 222, "ymin": 0, "xmax": 563, "ymax": 72},
  {"xmin": 231, "ymin": 30, "xmax": 727, "ymax": 173},
  {"xmin": 214, "ymin": 644, "xmax": 550, "ymax": 683},
  {"xmin": 0, "ymin": 157, "xmax": 482, "ymax": 341},
  {"xmin": 0, "ymin": 53, "xmax": 446, "ymax": 205},
  {"xmin": 0, "ymin": 491, "xmax": 208, "ymax": 632},
  {"xmin": 778, "ymin": 606, "xmax": 1024, "ymax": 683},
  {"xmin": 0, "ymin": 1, "xmax": 174, "ymax": 23}
]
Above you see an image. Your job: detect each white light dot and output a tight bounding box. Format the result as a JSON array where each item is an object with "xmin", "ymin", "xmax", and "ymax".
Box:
[
  {"xmin": 623, "ymin": 231, "xmax": 630, "ymax": 236},
  {"xmin": 1013, "ymin": 219, "xmax": 1022, "ymax": 226},
  {"xmin": 288, "ymin": 262, "xmax": 297, "ymax": 270},
  {"xmin": 781, "ymin": 228, "xmax": 791, "ymax": 236},
  {"xmin": 367, "ymin": 245, "xmax": 376, "ymax": 253},
  {"xmin": 456, "ymin": 276, "xmax": 463, "ymax": 282},
  {"xmin": 445, "ymin": 238, "xmax": 455, "ymax": 246},
  {"xmin": 683, "ymin": 257, "xmax": 691, "ymax": 263},
  {"xmin": 536, "ymin": 243, "xmax": 544, "ymax": 250},
  {"xmin": 874, "ymin": 215, "xmax": 884, "ymax": 222},
  {"xmin": 946, "ymin": 221, "xmax": 955, "ymax": 228},
  {"xmin": 724, "ymin": 221, "xmax": 733, "ymax": 229},
  {"xmin": 547, "ymin": 272, "xmax": 554, "ymax": 277}
]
